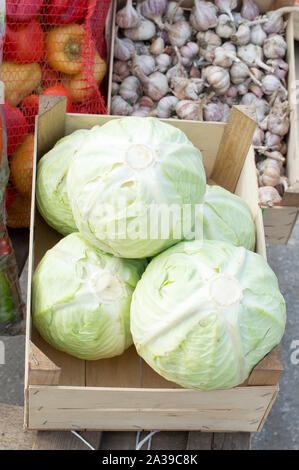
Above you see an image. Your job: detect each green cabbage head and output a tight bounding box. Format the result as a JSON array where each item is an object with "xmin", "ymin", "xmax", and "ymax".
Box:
[
  {"xmin": 36, "ymin": 129, "xmax": 89, "ymax": 235},
  {"xmin": 194, "ymin": 184, "xmax": 256, "ymax": 250},
  {"xmin": 67, "ymin": 117, "xmax": 206, "ymax": 258},
  {"xmin": 131, "ymin": 239, "xmax": 286, "ymax": 390},
  {"xmin": 32, "ymin": 233, "xmax": 146, "ymax": 360}
]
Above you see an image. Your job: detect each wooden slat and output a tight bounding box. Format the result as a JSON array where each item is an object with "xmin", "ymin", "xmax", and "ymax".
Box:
[
  {"xmin": 100, "ymin": 432, "xmax": 137, "ymax": 450},
  {"xmin": 32, "ymin": 430, "xmax": 102, "ymax": 450},
  {"xmin": 248, "ymin": 346, "xmax": 283, "ymax": 386},
  {"xmin": 27, "ymin": 385, "xmax": 278, "ymax": 432},
  {"xmin": 28, "ymin": 340, "xmax": 61, "ymax": 386},
  {"xmin": 283, "ymin": 13, "xmax": 299, "ymax": 201},
  {"xmin": 263, "ymin": 206, "xmax": 299, "ymax": 245},
  {"xmin": 0, "ymin": 404, "xmax": 36, "ymax": 450},
  {"xmin": 147, "ymin": 431, "xmax": 188, "ymax": 450},
  {"xmin": 86, "ymin": 346, "xmax": 141, "ymax": 388},
  {"xmin": 37, "ymin": 96, "xmax": 66, "ymax": 159},
  {"xmin": 212, "ymin": 432, "xmax": 251, "ymax": 450},
  {"xmin": 210, "ymin": 106, "xmax": 257, "ymax": 193},
  {"xmin": 187, "ymin": 432, "xmax": 214, "ymax": 450}
]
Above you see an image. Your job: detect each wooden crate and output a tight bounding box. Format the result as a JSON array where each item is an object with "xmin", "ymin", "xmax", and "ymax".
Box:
[
  {"xmin": 24, "ymin": 98, "xmax": 283, "ymax": 432},
  {"xmin": 106, "ymin": 0, "xmax": 299, "ymax": 244}
]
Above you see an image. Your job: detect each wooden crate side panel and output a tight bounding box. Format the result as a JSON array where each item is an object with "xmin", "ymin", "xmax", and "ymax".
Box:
[
  {"xmin": 284, "ymin": 14, "xmax": 299, "ymax": 197},
  {"xmin": 263, "ymin": 206, "xmax": 299, "ymax": 244},
  {"xmin": 27, "ymin": 385, "xmax": 278, "ymax": 432}
]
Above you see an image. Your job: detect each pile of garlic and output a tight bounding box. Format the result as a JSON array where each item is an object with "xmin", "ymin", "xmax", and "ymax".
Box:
[{"xmin": 111, "ymin": 0, "xmax": 298, "ymax": 207}]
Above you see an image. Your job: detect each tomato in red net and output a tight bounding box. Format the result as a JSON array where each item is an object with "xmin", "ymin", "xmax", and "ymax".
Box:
[
  {"xmin": 4, "ymin": 19, "xmax": 44, "ymax": 64},
  {"xmin": 46, "ymin": 0, "xmax": 89, "ymax": 26},
  {"xmin": 2, "ymin": 103, "xmax": 29, "ymax": 156},
  {"xmin": 41, "ymin": 84, "xmax": 72, "ymax": 112},
  {"xmin": 6, "ymin": 0, "xmax": 45, "ymax": 25},
  {"xmin": 20, "ymin": 94, "xmax": 39, "ymax": 132}
]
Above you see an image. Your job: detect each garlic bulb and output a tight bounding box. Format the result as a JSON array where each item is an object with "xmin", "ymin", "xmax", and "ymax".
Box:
[
  {"xmin": 263, "ymin": 34, "xmax": 287, "ymax": 60},
  {"xmin": 134, "ymin": 68, "xmax": 169, "ymax": 100},
  {"xmin": 155, "ymin": 95, "xmax": 179, "ymax": 117},
  {"xmin": 139, "ymin": 96, "xmax": 155, "ymax": 108},
  {"xmin": 258, "ymin": 186, "xmax": 282, "ymax": 207},
  {"xmin": 164, "ymin": 1, "xmax": 185, "ymax": 23},
  {"xmin": 111, "ymin": 82, "xmax": 120, "ymax": 96},
  {"xmin": 180, "ymin": 42, "xmax": 200, "ymax": 59},
  {"xmin": 215, "ymin": 0, "xmax": 237, "ymax": 22},
  {"xmin": 252, "ymin": 126, "xmax": 264, "ymax": 146},
  {"xmin": 213, "ymin": 43, "xmax": 237, "ymax": 68},
  {"xmin": 231, "ymin": 23, "xmax": 250, "ymax": 46},
  {"xmin": 237, "ymin": 44, "xmax": 273, "ymax": 72},
  {"xmin": 237, "ymin": 82, "xmax": 249, "ymax": 95},
  {"xmin": 141, "ymin": 0, "xmax": 168, "ymax": 29},
  {"xmin": 111, "ymin": 95, "xmax": 133, "ymax": 115},
  {"xmin": 241, "ymin": 0, "xmax": 259, "ymax": 21},
  {"xmin": 262, "ymin": 7, "xmax": 299, "ymax": 35},
  {"xmin": 155, "ymin": 53, "xmax": 172, "ymax": 72},
  {"xmin": 166, "ymin": 47, "xmax": 188, "ymax": 80},
  {"xmin": 114, "ymin": 35, "xmax": 135, "ymax": 61},
  {"xmin": 165, "ymin": 21, "xmax": 192, "ymax": 47},
  {"xmin": 227, "ymin": 85, "xmax": 238, "ymax": 98},
  {"xmin": 132, "ymin": 53, "xmax": 156, "ymax": 75},
  {"xmin": 230, "ymin": 61, "xmax": 261, "ymax": 86},
  {"xmin": 204, "ymin": 66, "xmax": 230, "ymax": 95},
  {"xmin": 190, "ymin": 0, "xmax": 218, "ymax": 32},
  {"xmin": 175, "ymin": 100, "xmax": 199, "ymax": 120},
  {"xmin": 241, "ymin": 93, "xmax": 270, "ymax": 123},
  {"xmin": 119, "ymin": 75, "xmax": 142, "ymax": 104},
  {"xmin": 197, "ymin": 30, "xmax": 222, "ymax": 62},
  {"xmin": 116, "ymin": 0, "xmax": 140, "ymax": 29},
  {"xmin": 264, "ymin": 132, "xmax": 282, "ymax": 150},
  {"xmin": 203, "ymin": 102, "xmax": 223, "ymax": 121},
  {"xmin": 132, "ymin": 105, "xmax": 152, "ymax": 116},
  {"xmin": 267, "ymin": 59, "xmax": 288, "ymax": 80},
  {"xmin": 150, "ymin": 37, "xmax": 165, "ymax": 55},
  {"xmin": 267, "ymin": 111, "xmax": 290, "ymax": 137},
  {"xmin": 216, "ymin": 14, "xmax": 236, "ymax": 39},
  {"xmin": 124, "ymin": 17, "xmax": 156, "ymax": 41},
  {"xmin": 250, "ymin": 24, "xmax": 267, "ymax": 46},
  {"xmin": 171, "ymin": 77, "xmax": 205, "ymax": 100},
  {"xmin": 114, "ymin": 60, "xmax": 130, "ymax": 80},
  {"xmin": 261, "ymin": 74, "xmax": 282, "ymax": 96},
  {"xmin": 250, "ymin": 84, "xmax": 263, "ymax": 99}
]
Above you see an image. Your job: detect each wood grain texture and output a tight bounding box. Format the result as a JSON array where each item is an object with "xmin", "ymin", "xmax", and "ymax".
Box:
[
  {"xmin": 28, "ymin": 340, "xmax": 61, "ymax": 386},
  {"xmin": 248, "ymin": 347, "xmax": 283, "ymax": 386},
  {"xmin": 100, "ymin": 432, "xmax": 137, "ymax": 450},
  {"xmin": 209, "ymin": 106, "xmax": 256, "ymax": 193},
  {"xmin": 27, "ymin": 385, "xmax": 278, "ymax": 432},
  {"xmin": 0, "ymin": 404, "xmax": 36, "ymax": 450},
  {"xmin": 262, "ymin": 206, "xmax": 299, "ymax": 245},
  {"xmin": 212, "ymin": 432, "xmax": 251, "ymax": 450},
  {"xmin": 32, "ymin": 430, "xmax": 102, "ymax": 450},
  {"xmin": 187, "ymin": 432, "xmax": 214, "ymax": 450}
]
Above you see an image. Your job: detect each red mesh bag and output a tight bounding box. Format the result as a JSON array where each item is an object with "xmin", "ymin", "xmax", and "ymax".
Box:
[{"xmin": 3, "ymin": 0, "xmax": 112, "ymax": 225}]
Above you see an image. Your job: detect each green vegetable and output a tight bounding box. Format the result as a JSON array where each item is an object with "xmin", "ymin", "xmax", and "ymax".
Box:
[
  {"xmin": 67, "ymin": 117, "xmax": 206, "ymax": 258},
  {"xmin": 131, "ymin": 239, "xmax": 286, "ymax": 390},
  {"xmin": 0, "ymin": 271, "xmax": 15, "ymax": 323},
  {"xmin": 32, "ymin": 232, "xmax": 146, "ymax": 360},
  {"xmin": 192, "ymin": 184, "xmax": 256, "ymax": 250},
  {"xmin": 36, "ymin": 129, "xmax": 89, "ymax": 236}
]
